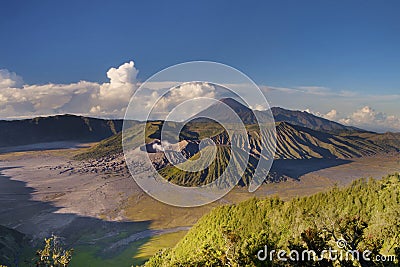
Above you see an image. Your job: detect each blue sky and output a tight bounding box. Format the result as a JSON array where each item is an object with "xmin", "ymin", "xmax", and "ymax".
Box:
[
  {"xmin": 1, "ymin": 0, "xmax": 399, "ymax": 91},
  {"xmin": 0, "ymin": 1, "xmax": 399, "ymax": 131}
]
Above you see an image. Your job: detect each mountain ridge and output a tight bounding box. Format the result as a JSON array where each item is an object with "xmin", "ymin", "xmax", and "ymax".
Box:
[
  {"xmin": 0, "ymin": 114, "xmax": 123, "ymax": 147},
  {"xmin": 191, "ymin": 98, "xmax": 364, "ymax": 134},
  {"xmin": 0, "ymin": 99, "xmax": 397, "ymax": 153},
  {"xmin": 270, "ymin": 106, "xmax": 366, "ymax": 134}
]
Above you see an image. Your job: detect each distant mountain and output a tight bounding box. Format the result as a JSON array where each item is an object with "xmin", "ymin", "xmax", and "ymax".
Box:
[
  {"xmin": 273, "ymin": 122, "xmax": 386, "ymax": 159},
  {"xmin": 271, "ymin": 107, "xmax": 364, "ymax": 134},
  {"xmin": 0, "ymin": 114, "xmax": 123, "ymax": 147},
  {"xmin": 158, "ymin": 121, "xmax": 392, "ymax": 187},
  {"xmin": 352, "ymin": 131, "xmax": 400, "ymax": 151},
  {"xmin": 75, "ymin": 98, "xmax": 398, "ymax": 162},
  {"xmin": 191, "ymin": 98, "xmax": 267, "ymax": 124},
  {"xmin": 191, "ymin": 98, "xmax": 362, "ymax": 134},
  {"xmin": 76, "ymin": 120, "xmax": 399, "ymax": 188},
  {"xmin": 1, "ymin": 98, "xmax": 396, "ymax": 163}
]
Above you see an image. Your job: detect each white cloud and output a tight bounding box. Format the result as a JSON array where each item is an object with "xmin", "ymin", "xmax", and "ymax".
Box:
[
  {"xmin": 303, "ymin": 105, "xmax": 399, "ymax": 132},
  {"xmin": 0, "ymin": 62, "xmax": 399, "ymax": 133},
  {"xmin": 324, "ymin": 109, "xmax": 338, "ymax": 120},
  {"xmin": 0, "ymin": 81, "xmax": 99, "ymax": 118},
  {"xmin": 96, "ymin": 61, "xmax": 139, "ymax": 114},
  {"xmin": 99, "ymin": 61, "xmax": 138, "ymax": 100},
  {"xmin": 90, "ymin": 105, "xmax": 101, "ymax": 114},
  {"xmin": 157, "ymin": 82, "xmax": 216, "ymax": 110},
  {"xmin": 107, "ymin": 61, "xmax": 138, "ymax": 86},
  {"xmin": 127, "ymin": 82, "xmax": 224, "ymax": 121},
  {"xmin": 303, "ymin": 108, "xmax": 337, "ymax": 120},
  {"xmin": 0, "ymin": 61, "xmax": 139, "ymax": 119},
  {"xmin": 296, "ymin": 86, "xmax": 332, "ymax": 95},
  {"xmin": 0, "ymin": 69, "xmax": 24, "ymax": 89},
  {"xmin": 0, "ymin": 65, "xmax": 229, "ymax": 121},
  {"xmin": 261, "ymin": 85, "xmax": 336, "ymax": 96},
  {"xmin": 303, "ymin": 108, "xmax": 324, "ymax": 118},
  {"xmin": 339, "ymin": 106, "xmax": 400, "ymax": 132},
  {"xmin": 251, "ymin": 104, "xmax": 267, "ymax": 111}
]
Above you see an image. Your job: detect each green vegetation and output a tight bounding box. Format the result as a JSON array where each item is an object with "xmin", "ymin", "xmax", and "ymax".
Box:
[
  {"xmin": 72, "ymin": 121, "xmax": 144, "ymax": 160},
  {"xmin": 74, "ymin": 119, "xmax": 396, "ymax": 162},
  {"xmin": 73, "ymin": 118, "xmax": 398, "ymax": 189},
  {"xmin": 34, "ymin": 235, "xmax": 73, "ymax": 267},
  {"xmin": 159, "ymin": 145, "xmax": 267, "ymax": 187},
  {"xmin": 73, "ymin": 132, "xmax": 123, "ymax": 160},
  {"xmin": 159, "ymin": 146, "xmax": 232, "ymax": 186},
  {"xmin": 143, "ymin": 121, "xmax": 393, "ymax": 187},
  {"xmin": 72, "ymin": 120, "xmax": 225, "ymax": 160},
  {"xmin": 69, "ymin": 231, "xmax": 187, "ymax": 267},
  {"xmin": 145, "ymin": 173, "xmax": 400, "ymax": 266},
  {"xmin": 133, "ymin": 231, "xmax": 188, "ymax": 265},
  {"xmin": 69, "ymin": 241, "xmax": 142, "ymax": 267},
  {"xmin": 182, "ymin": 121, "xmax": 225, "ymax": 140}
]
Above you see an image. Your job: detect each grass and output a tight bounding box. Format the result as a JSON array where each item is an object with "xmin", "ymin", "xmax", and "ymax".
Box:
[
  {"xmin": 69, "ymin": 242, "xmax": 143, "ymax": 267},
  {"xmin": 133, "ymin": 231, "xmax": 188, "ymax": 265},
  {"xmin": 73, "ymin": 133, "xmax": 123, "ymax": 160},
  {"xmin": 72, "ymin": 121, "xmax": 160, "ymax": 160},
  {"xmin": 68, "ymin": 231, "xmax": 187, "ymax": 267}
]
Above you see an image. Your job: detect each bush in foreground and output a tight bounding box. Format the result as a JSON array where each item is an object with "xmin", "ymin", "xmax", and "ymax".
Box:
[{"xmin": 144, "ymin": 173, "xmax": 400, "ymax": 266}]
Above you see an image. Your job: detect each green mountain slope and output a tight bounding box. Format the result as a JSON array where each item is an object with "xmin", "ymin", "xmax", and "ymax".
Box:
[
  {"xmin": 73, "ymin": 132, "xmax": 124, "ymax": 160},
  {"xmin": 156, "ymin": 121, "xmax": 394, "ymax": 187},
  {"xmin": 75, "ymin": 119, "xmax": 398, "ymax": 188},
  {"xmin": 158, "ymin": 144, "xmax": 268, "ymax": 186},
  {"xmin": 75, "ymin": 119, "xmax": 397, "ymax": 162},
  {"xmin": 145, "ymin": 173, "xmax": 400, "ymax": 266}
]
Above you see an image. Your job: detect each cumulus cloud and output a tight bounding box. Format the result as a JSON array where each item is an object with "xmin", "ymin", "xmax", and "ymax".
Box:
[
  {"xmin": 0, "ymin": 61, "xmax": 138, "ymax": 119},
  {"xmin": 99, "ymin": 61, "xmax": 138, "ymax": 100},
  {"xmin": 127, "ymin": 82, "xmax": 231, "ymax": 121},
  {"xmin": 108, "ymin": 61, "xmax": 138, "ymax": 86},
  {"xmin": 324, "ymin": 109, "xmax": 338, "ymax": 120},
  {"xmin": 339, "ymin": 106, "xmax": 400, "ymax": 132},
  {"xmin": 0, "ymin": 81, "xmax": 98, "ymax": 118},
  {"xmin": 303, "ymin": 106, "xmax": 400, "ymax": 132},
  {"xmin": 95, "ymin": 61, "xmax": 139, "ymax": 114},
  {"xmin": 156, "ymin": 82, "xmax": 216, "ymax": 111},
  {"xmin": 0, "ymin": 69, "xmax": 24, "ymax": 89},
  {"xmin": 0, "ymin": 64, "xmax": 231, "ymax": 121},
  {"xmin": 0, "ymin": 62, "xmax": 399, "ymax": 133}
]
